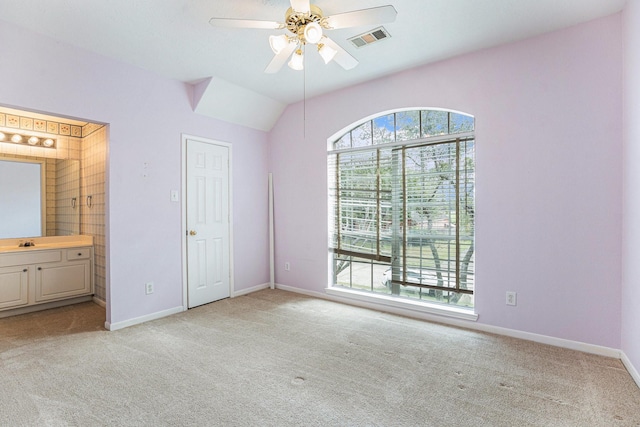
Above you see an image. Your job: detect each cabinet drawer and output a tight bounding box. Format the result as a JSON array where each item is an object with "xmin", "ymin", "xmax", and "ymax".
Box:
[
  {"xmin": 0, "ymin": 250, "xmax": 62, "ymax": 267},
  {"xmin": 67, "ymin": 248, "xmax": 91, "ymax": 260}
]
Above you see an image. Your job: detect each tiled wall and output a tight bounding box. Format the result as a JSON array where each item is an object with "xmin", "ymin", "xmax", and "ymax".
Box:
[
  {"xmin": 45, "ymin": 159, "xmax": 56, "ymax": 235},
  {"xmin": 54, "ymin": 159, "xmax": 81, "ymax": 236},
  {"xmin": 81, "ymin": 126, "xmax": 107, "ymax": 301}
]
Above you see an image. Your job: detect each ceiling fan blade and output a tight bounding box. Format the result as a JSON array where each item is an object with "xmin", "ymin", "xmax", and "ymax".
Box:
[
  {"xmin": 209, "ymin": 17, "xmax": 281, "ymax": 29},
  {"xmin": 290, "ymin": 0, "xmax": 311, "ymax": 14},
  {"xmin": 324, "ymin": 5, "xmax": 397, "ymax": 30},
  {"xmin": 321, "ymin": 37, "xmax": 358, "ymax": 70},
  {"xmin": 264, "ymin": 42, "xmax": 298, "ymax": 74}
]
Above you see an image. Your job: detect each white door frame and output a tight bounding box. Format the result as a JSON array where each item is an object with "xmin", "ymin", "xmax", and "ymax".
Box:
[{"xmin": 181, "ymin": 134, "xmax": 234, "ymax": 311}]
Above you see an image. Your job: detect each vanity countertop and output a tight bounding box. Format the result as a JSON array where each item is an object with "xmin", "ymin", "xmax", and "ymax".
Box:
[{"xmin": 0, "ymin": 236, "xmax": 93, "ymax": 253}]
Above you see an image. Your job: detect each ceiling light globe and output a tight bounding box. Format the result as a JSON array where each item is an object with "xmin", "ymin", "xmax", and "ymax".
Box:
[
  {"xmin": 269, "ymin": 34, "xmax": 289, "ymax": 54},
  {"xmin": 11, "ymin": 134, "xmax": 23, "ymax": 143},
  {"xmin": 288, "ymin": 50, "xmax": 304, "ymax": 71},
  {"xmin": 318, "ymin": 43, "xmax": 337, "ymax": 64},
  {"xmin": 304, "ymin": 22, "xmax": 322, "ymax": 44},
  {"xmin": 28, "ymin": 136, "xmax": 40, "ymax": 145},
  {"xmin": 43, "ymin": 138, "xmax": 55, "ymax": 147}
]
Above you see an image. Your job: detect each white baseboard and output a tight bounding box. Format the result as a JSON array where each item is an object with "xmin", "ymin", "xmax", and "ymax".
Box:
[
  {"xmin": 275, "ymin": 283, "xmax": 322, "ymax": 299},
  {"xmin": 468, "ymin": 322, "xmax": 620, "ymax": 358},
  {"xmin": 105, "ymin": 306, "xmax": 184, "ymax": 331},
  {"xmin": 233, "ymin": 282, "xmax": 271, "ymax": 297},
  {"xmin": 105, "ymin": 282, "xmax": 273, "ymax": 331},
  {"xmin": 275, "ymin": 283, "xmax": 621, "ymax": 359},
  {"xmin": 92, "ymin": 296, "xmax": 106, "ymax": 308},
  {"xmin": 105, "ymin": 283, "xmax": 272, "ymax": 331},
  {"xmin": 621, "ymin": 351, "xmax": 640, "ymax": 389}
]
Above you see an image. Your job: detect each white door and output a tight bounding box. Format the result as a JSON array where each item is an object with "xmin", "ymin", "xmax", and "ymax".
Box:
[{"xmin": 186, "ymin": 139, "xmax": 231, "ymax": 308}]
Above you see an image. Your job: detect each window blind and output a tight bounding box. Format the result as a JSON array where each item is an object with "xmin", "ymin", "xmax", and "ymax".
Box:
[
  {"xmin": 390, "ymin": 138, "xmax": 475, "ymax": 295},
  {"xmin": 329, "ymin": 148, "xmax": 392, "ymax": 262},
  {"xmin": 329, "ymin": 137, "xmax": 474, "ymax": 295}
]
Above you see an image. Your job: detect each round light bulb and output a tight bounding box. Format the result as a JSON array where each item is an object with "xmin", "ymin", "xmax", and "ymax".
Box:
[
  {"xmin": 288, "ymin": 50, "xmax": 304, "ymax": 71},
  {"xmin": 11, "ymin": 134, "xmax": 23, "ymax": 143},
  {"xmin": 303, "ymin": 22, "xmax": 322, "ymax": 44},
  {"xmin": 28, "ymin": 136, "xmax": 40, "ymax": 145},
  {"xmin": 43, "ymin": 138, "xmax": 55, "ymax": 147},
  {"xmin": 318, "ymin": 43, "xmax": 337, "ymax": 64},
  {"xmin": 0, "ymin": 132, "xmax": 5, "ymax": 141},
  {"xmin": 269, "ymin": 34, "xmax": 289, "ymax": 54}
]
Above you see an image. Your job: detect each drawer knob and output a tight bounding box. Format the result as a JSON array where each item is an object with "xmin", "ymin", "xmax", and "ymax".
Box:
[
  {"xmin": 78, "ymin": 253, "xmax": 82, "ymax": 256},
  {"xmin": 37, "ymin": 267, "xmax": 42, "ymax": 271},
  {"xmin": 23, "ymin": 268, "xmax": 27, "ymax": 272}
]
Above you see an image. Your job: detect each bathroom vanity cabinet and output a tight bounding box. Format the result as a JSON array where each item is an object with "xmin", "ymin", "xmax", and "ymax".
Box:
[{"xmin": 0, "ymin": 242, "xmax": 93, "ymax": 314}]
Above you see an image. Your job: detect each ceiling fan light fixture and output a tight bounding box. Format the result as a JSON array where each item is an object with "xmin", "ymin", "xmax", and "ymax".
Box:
[
  {"xmin": 303, "ymin": 21, "xmax": 322, "ymax": 44},
  {"xmin": 269, "ymin": 34, "xmax": 290, "ymax": 54},
  {"xmin": 209, "ymin": 2, "xmax": 398, "ymax": 73},
  {"xmin": 288, "ymin": 49, "xmax": 304, "ymax": 70},
  {"xmin": 318, "ymin": 42, "xmax": 337, "ymax": 64}
]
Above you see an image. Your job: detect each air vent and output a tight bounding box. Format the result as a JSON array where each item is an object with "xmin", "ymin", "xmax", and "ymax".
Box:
[{"xmin": 348, "ymin": 27, "xmax": 390, "ymax": 48}]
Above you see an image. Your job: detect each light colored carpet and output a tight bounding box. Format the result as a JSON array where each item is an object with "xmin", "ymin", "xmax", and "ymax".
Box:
[{"xmin": 1, "ymin": 289, "xmax": 638, "ymax": 426}]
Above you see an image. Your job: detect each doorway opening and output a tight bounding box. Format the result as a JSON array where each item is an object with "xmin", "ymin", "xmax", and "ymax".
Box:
[{"xmin": 0, "ymin": 105, "xmax": 109, "ymax": 314}]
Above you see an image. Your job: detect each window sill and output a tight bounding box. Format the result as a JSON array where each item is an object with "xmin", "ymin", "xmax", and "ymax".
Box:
[{"xmin": 325, "ymin": 286, "xmax": 478, "ymax": 322}]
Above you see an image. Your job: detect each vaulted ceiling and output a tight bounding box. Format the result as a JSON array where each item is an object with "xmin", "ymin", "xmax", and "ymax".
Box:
[{"xmin": 0, "ymin": 0, "xmax": 626, "ymax": 130}]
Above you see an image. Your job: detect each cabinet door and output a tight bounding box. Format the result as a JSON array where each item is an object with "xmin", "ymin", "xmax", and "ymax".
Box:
[
  {"xmin": 0, "ymin": 266, "xmax": 29, "ymax": 309},
  {"xmin": 35, "ymin": 261, "xmax": 91, "ymax": 302}
]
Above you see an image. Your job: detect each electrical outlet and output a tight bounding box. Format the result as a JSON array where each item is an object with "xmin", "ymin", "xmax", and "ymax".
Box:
[
  {"xmin": 145, "ymin": 282, "xmax": 154, "ymax": 295},
  {"xmin": 284, "ymin": 262, "xmax": 290, "ymax": 271},
  {"xmin": 506, "ymin": 291, "xmax": 517, "ymax": 306}
]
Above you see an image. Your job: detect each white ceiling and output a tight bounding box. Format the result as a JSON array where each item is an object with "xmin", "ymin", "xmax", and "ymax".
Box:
[{"xmin": 0, "ymin": 0, "xmax": 626, "ymax": 130}]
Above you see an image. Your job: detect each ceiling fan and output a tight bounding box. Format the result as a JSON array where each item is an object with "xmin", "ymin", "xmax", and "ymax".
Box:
[{"xmin": 209, "ymin": 0, "xmax": 397, "ymax": 73}]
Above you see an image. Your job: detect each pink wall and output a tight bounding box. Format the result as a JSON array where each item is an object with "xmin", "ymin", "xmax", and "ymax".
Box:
[
  {"xmin": 623, "ymin": 0, "xmax": 640, "ymax": 374},
  {"xmin": 269, "ymin": 14, "xmax": 623, "ymax": 348},
  {"xmin": 0, "ymin": 20, "xmax": 270, "ymax": 325}
]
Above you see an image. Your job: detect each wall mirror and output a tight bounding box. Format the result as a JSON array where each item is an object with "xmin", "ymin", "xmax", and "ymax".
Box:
[{"xmin": 0, "ymin": 156, "xmax": 80, "ymax": 239}]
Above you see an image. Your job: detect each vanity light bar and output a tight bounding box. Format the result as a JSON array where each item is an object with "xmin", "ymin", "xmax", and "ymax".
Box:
[{"xmin": 0, "ymin": 131, "xmax": 56, "ymax": 148}]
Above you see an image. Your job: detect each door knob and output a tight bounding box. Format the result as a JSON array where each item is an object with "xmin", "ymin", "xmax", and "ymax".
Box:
[{"xmin": 189, "ymin": 230, "xmax": 197, "ymax": 236}]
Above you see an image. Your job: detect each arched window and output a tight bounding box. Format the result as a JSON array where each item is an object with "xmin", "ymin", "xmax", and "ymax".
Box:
[{"xmin": 328, "ymin": 109, "xmax": 475, "ymax": 309}]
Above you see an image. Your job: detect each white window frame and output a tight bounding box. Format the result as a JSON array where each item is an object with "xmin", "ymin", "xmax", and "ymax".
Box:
[{"xmin": 327, "ymin": 109, "xmax": 477, "ymax": 321}]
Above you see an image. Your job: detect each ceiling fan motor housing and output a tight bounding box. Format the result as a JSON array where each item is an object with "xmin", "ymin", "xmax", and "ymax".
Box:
[{"xmin": 284, "ymin": 5, "xmax": 326, "ymax": 42}]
